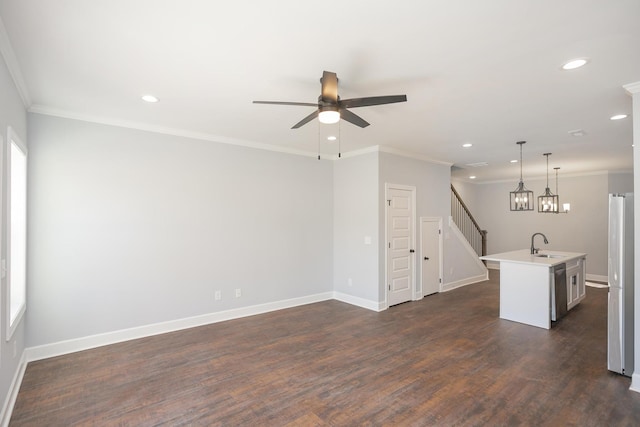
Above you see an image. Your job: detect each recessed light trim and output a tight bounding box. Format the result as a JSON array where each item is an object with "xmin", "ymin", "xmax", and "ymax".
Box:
[
  {"xmin": 462, "ymin": 143, "xmax": 473, "ymax": 148},
  {"xmin": 562, "ymin": 58, "xmax": 588, "ymax": 70},
  {"xmin": 142, "ymin": 95, "xmax": 159, "ymax": 103},
  {"xmin": 510, "ymin": 159, "xmax": 518, "ymax": 163},
  {"xmin": 610, "ymin": 114, "xmax": 628, "ymax": 121},
  {"xmin": 469, "ymin": 175, "xmax": 477, "ymax": 180},
  {"xmin": 327, "ymin": 136, "xmax": 337, "ymax": 141}
]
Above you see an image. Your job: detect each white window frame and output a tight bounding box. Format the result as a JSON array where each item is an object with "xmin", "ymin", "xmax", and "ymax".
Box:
[{"xmin": 6, "ymin": 127, "xmax": 27, "ymax": 340}]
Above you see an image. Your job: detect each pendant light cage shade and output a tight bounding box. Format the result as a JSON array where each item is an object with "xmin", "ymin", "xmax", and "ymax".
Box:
[
  {"xmin": 510, "ymin": 141, "xmax": 534, "ymax": 211},
  {"xmin": 510, "ymin": 181, "xmax": 534, "ymax": 211},
  {"xmin": 538, "ymin": 153, "xmax": 559, "ymax": 213},
  {"xmin": 538, "ymin": 188, "xmax": 559, "ymax": 213}
]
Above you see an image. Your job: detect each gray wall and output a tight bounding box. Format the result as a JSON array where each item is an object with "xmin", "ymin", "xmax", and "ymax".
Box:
[
  {"xmin": 379, "ymin": 152, "xmax": 452, "ymax": 301},
  {"xmin": 333, "ymin": 152, "xmax": 379, "ymax": 302},
  {"xmin": 609, "ymin": 171, "xmax": 634, "ymax": 194},
  {"xmin": 0, "ymin": 51, "xmax": 27, "ymax": 415},
  {"xmin": 27, "ymin": 114, "xmax": 334, "ymax": 346},
  {"xmin": 465, "ymin": 171, "xmax": 633, "ymax": 278}
]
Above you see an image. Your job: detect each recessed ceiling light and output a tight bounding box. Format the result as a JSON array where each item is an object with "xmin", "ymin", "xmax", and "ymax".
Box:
[
  {"xmin": 469, "ymin": 176, "xmax": 477, "ymax": 180},
  {"xmin": 327, "ymin": 136, "xmax": 337, "ymax": 141},
  {"xmin": 141, "ymin": 95, "xmax": 159, "ymax": 103},
  {"xmin": 510, "ymin": 159, "xmax": 518, "ymax": 163},
  {"xmin": 462, "ymin": 143, "xmax": 473, "ymax": 148},
  {"xmin": 562, "ymin": 58, "xmax": 588, "ymax": 70},
  {"xmin": 610, "ymin": 114, "xmax": 628, "ymax": 121}
]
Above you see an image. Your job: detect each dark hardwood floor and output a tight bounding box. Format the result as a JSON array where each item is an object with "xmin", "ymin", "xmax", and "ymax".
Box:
[{"xmin": 10, "ymin": 271, "xmax": 640, "ymax": 426}]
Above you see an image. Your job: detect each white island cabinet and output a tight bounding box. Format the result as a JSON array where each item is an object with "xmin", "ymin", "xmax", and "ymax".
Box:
[{"xmin": 480, "ymin": 249, "xmax": 587, "ymax": 329}]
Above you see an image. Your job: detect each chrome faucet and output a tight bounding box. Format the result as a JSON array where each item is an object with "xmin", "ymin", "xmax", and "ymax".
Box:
[{"xmin": 530, "ymin": 233, "xmax": 549, "ymax": 254}]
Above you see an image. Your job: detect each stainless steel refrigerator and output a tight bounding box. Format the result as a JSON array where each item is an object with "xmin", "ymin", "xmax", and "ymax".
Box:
[{"xmin": 608, "ymin": 193, "xmax": 634, "ymax": 376}]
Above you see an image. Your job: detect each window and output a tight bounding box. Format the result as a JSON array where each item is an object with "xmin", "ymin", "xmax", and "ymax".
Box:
[{"xmin": 7, "ymin": 127, "xmax": 27, "ymax": 339}]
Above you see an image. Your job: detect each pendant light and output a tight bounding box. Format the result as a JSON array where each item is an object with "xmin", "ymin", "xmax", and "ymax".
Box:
[
  {"xmin": 554, "ymin": 167, "xmax": 570, "ymax": 214},
  {"xmin": 510, "ymin": 141, "xmax": 534, "ymax": 211},
  {"xmin": 538, "ymin": 153, "xmax": 559, "ymax": 213}
]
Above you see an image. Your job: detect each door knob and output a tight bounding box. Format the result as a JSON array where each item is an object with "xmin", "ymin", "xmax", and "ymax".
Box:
[
  {"xmin": 410, "ymin": 249, "xmax": 415, "ymax": 253},
  {"xmin": 424, "ymin": 257, "xmax": 429, "ymax": 260}
]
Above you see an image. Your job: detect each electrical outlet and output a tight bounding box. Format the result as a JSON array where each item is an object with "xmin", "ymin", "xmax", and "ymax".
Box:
[
  {"xmin": 215, "ymin": 290, "xmax": 221, "ymax": 301},
  {"xmin": 235, "ymin": 288, "xmax": 242, "ymax": 298}
]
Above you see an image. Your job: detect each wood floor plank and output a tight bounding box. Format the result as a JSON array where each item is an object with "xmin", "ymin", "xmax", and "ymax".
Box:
[{"xmin": 10, "ymin": 271, "xmax": 640, "ymax": 426}]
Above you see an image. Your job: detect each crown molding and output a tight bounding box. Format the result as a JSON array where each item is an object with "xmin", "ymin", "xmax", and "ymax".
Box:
[
  {"xmin": 334, "ymin": 145, "xmax": 380, "ymax": 159},
  {"xmin": 467, "ymin": 169, "xmax": 626, "ymax": 185},
  {"xmin": 0, "ymin": 15, "xmax": 31, "ymax": 107},
  {"xmin": 326, "ymin": 145, "xmax": 453, "ymax": 167},
  {"xmin": 623, "ymin": 81, "xmax": 640, "ymax": 95},
  {"xmin": 378, "ymin": 145, "xmax": 452, "ymax": 166},
  {"xmin": 28, "ymin": 105, "xmax": 457, "ymax": 168},
  {"xmin": 28, "ymin": 104, "xmax": 324, "ymax": 159}
]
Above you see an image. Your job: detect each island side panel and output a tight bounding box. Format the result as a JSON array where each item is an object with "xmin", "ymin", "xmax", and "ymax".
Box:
[{"xmin": 500, "ymin": 262, "xmax": 551, "ymax": 329}]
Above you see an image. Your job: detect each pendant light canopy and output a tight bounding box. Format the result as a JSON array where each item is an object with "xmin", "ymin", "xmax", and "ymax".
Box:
[
  {"xmin": 510, "ymin": 141, "xmax": 534, "ymax": 211},
  {"xmin": 538, "ymin": 153, "xmax": 559, "ymax": 213}
]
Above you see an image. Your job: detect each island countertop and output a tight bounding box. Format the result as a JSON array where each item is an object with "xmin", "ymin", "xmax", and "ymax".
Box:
[{"xmin": 480, "ymin": 249, "xmax": 587, "ymax": 267}]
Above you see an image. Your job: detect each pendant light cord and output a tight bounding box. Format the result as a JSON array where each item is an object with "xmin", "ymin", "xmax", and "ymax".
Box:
[
  {"xmin": 543, "ymin": 153, "xmax": 552, "ymax": 189},
  {"xmin": 518, "ymin": 141, "xmax": 524, "ymax": 181}
]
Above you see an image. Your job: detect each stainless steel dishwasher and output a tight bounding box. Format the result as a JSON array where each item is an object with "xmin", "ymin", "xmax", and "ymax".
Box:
[{"xmin": 552, "ymin": 263, "xmax": 567, "ymax": 321}]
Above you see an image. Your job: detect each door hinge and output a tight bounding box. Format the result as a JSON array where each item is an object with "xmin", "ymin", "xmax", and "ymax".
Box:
[
  {"xmin": 439, "ymin": 229, "xmax": 441, "ymax": 234},
  {"xmin": 388, "ymin": 284, "xmax": 391, "ymax": 290},
  {"xmin": 388, "ymin": 242, "xmax": 391, "ymax": 248},
  {"xmin": 387, "ymin": 199, "xmax": 391, "ymax": 206},
  {"xmin": 439, "ymin": 278, "xmax": 442, "ymax": 283}
]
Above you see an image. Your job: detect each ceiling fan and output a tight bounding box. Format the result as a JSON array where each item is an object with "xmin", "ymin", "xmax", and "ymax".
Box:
[{"xmin": 253, "ymin": 71, "xmax": 407, "ymax": 129}]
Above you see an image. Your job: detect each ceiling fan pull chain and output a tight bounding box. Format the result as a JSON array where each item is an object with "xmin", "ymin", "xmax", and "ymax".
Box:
[
  {"xmin": 338, "ymin": 121, "xmax": 341, "ymax": 158},
  {"xmin": 317, "ymin": 121, "xmax": 321, "ymax": 160}
]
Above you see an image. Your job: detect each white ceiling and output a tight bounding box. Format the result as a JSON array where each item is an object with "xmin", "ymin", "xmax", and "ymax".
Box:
[{"xmin": 0, "ymin": 0, "xmax": 638, "ymax": 182}]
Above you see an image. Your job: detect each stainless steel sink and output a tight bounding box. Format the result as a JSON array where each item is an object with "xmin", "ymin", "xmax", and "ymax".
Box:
[{"xmin": 534, "ymin": 254, "xmax": 565, "ymax": 258}]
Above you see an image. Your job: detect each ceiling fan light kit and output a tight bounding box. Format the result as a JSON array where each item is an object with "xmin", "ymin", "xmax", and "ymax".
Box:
[
  {"xmin": 510, "ymin": 141, "xmax": 534, "ymax": 211},
  {"xmin": 318, "ymin": 108, "xmax": 340, "ymax": 124}
]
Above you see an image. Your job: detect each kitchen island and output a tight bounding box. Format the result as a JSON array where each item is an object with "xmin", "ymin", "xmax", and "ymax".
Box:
[{"xmin": 480, "ymin": 249, "xmax": 587, "ymax": 329}]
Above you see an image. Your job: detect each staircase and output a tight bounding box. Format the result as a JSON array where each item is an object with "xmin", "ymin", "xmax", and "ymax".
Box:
[{"xmin": 451, "ymin": 184, "xmax": 487, "ymax": 258}]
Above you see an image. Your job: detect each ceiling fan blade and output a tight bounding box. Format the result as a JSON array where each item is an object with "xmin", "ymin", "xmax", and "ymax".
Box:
[
  {"xmin": 292, "ymin": 110, "xmax": 319, "ymax": 129},
  {"xmin": 253, "ymin": 101, "xmax": 318, "ymax": 107},
  {"xmin": 340, "ymin": 95, "xmax": 407, "ymax": 109},
  {"xmin": 321, "ymin": 71, "xmax": 338, "ymax": 103},
  {"xmin": 339, "ymin": 108, "xmax": 370, "ymax": 128}
]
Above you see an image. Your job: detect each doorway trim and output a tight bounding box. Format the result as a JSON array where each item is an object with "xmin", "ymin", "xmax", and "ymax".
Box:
[
  {"xmin": 419, "ymin": 216, "xmax": 443, "ymax": 299},
  {"xmin": 384, "ymin": 183, "xmax": 417, "ymax": 308}
]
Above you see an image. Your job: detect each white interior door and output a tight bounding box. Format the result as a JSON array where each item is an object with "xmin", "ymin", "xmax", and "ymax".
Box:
[
  {"xmin": 421, "ymin": 218, "xmax": 441, "ymax": 296},
  {"xmin": 386, "ymin": 185, "xmax": 415, "ymax": 306}
]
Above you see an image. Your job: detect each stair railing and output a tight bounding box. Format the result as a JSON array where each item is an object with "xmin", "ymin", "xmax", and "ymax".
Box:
[{"xmin": 451, "ymin": 184, "xmax": 487, "ymax": 258}]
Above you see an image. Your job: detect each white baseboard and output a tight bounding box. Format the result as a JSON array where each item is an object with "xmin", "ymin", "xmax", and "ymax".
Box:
[
  {"xmin": 586, "ymin": 274, "xmax": 607, "ymax": 283},
  {"xmin": 630, "ymin": 373, "xmax": 640, "ymax": 394},
  {"xmin": 25, "ymin": 292, "xmax": 333, "ymax": 363},
  {"xmin": 442, "ymin": 272, "xmax": 489, "ymax": 292},
  {"xmin": 0, "ymin": 350, "xmax": 27, "ymax": 427},
  {"xmin": 333, "ymin": 291, "xmax": 385, "ymax": 312}
]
